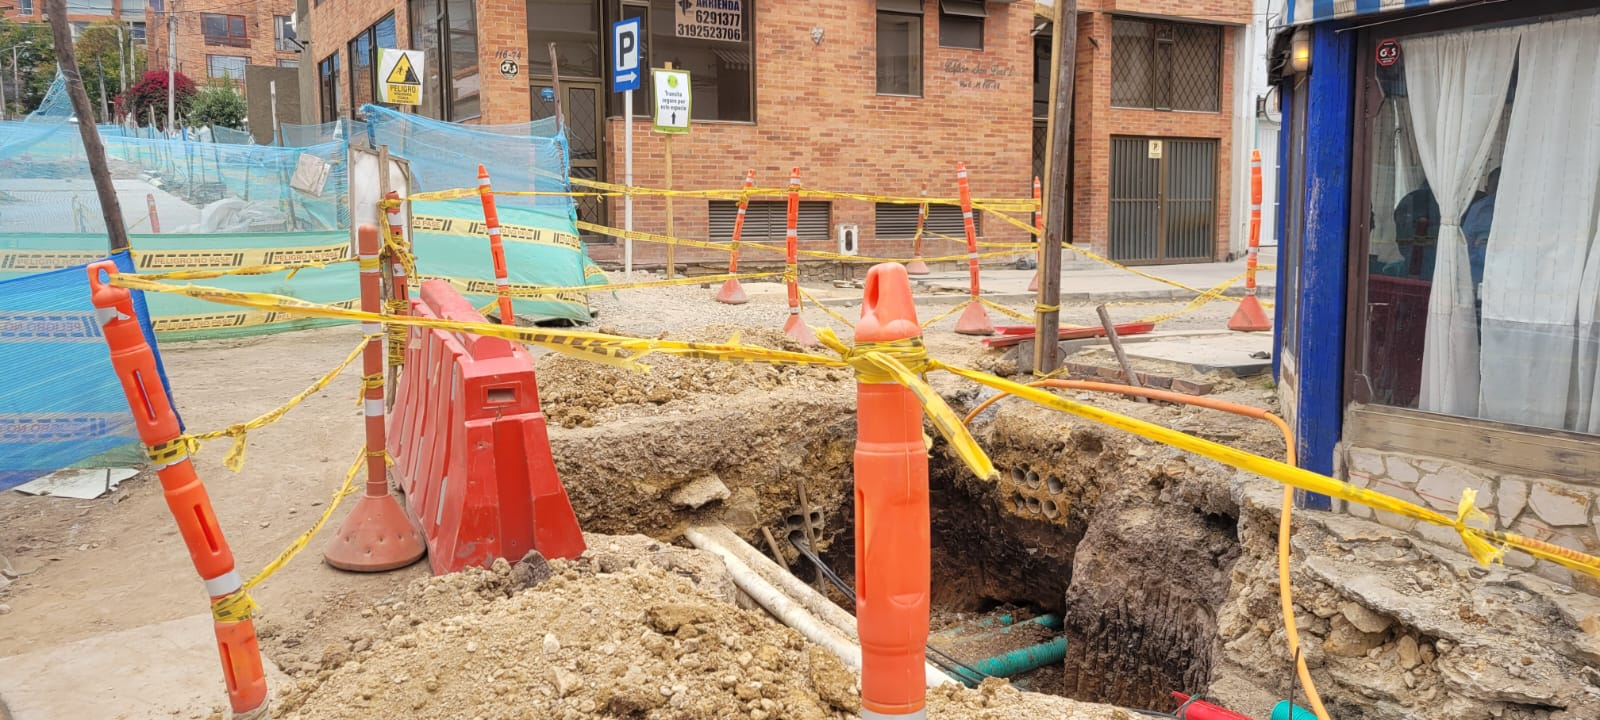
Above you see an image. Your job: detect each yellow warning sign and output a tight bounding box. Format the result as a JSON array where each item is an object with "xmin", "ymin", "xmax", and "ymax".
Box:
[{"xmin": 378, "ymin": 49, "xmax": 425, "ymax": 106}]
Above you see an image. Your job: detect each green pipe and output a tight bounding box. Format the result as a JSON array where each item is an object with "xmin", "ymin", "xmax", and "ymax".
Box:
[
  {"xmin": 1270, "ymin": 701, "xmax": 1315, "ymax": 720},
  {"xmin": 949, "ymin": 636, "xmax": 1068, "ymax": 686}
]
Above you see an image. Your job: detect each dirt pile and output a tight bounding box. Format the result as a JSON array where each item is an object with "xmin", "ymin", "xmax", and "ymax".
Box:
[
  {"xmin": 537, "ymin": 325, "xmax": 848, "ymax": 429},
  {"xmin": 276, "ymin": 533, "xmax": 1131, "ymax": 720}
]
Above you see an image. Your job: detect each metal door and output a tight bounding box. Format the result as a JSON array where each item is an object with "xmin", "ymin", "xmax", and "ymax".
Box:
[
  {"xmin": 533, "ymin": 81, "xmax": 605, "ymax": 238},
  {"xmin": 1108, "ymin": 136, "xmax": 1217, "ymax": 264}
]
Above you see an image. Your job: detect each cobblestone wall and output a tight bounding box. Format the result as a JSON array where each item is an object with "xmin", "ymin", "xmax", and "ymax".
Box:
[{"xmin": 1336, "ymin": 444, "xmax": 1599, "ymax": 593}]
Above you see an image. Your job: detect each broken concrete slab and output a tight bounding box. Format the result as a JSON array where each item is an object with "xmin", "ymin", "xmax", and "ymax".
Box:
[
  {"xmin": 12, "ymin": 468, "xmax": 138, "ymax": 500},
  {"xmin": 1100, "ymin": 333, "xmax": 1275, "ymax": 377}
]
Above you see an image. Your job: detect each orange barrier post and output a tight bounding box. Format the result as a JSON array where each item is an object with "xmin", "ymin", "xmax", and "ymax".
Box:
[
  {"xmin": 383, "ymin": 190, "xmax": 410, "ymax": 407},
  {"xmin": 86, "ymin": 262, "xmax": 268, "ymax": 717},
  {"xmin": 715, "ymin": 169, "xmax": 755, "ymax": 305},
  {"xmin": 853, "ymin": 263, "xmax": 931, "ymax": 720},
  {"xmin": 476, "ymin": 165, "xmax": 517, "ymax": 326},
  {"xmin": 1228, "ymin": 150, "xmax": 1271, "ymax": 332},
  {"xmin": 1028, "ymin": 176, "xmax": 1042, "ymax": 293},
  {"xmin": 953, "ymin": 162, "xmax": 994, "ymax": 336},
  {"xmin": 324, "ymin": 224, "xmax": 427, "ymax": 572},
  {"xmin": 904, "ymin": 184, "xmax": 930, "ymax": 276},
  {"xmin": 146, "ymin": 193, "xmax": 161, "ymax": 233},
  {"xmin": 783, "ymin": 167, "xmax": 818, "ymax": 346}
]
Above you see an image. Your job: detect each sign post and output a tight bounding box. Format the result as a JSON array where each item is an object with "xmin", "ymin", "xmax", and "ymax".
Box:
[
  {"xmin": 612, "ymin": 17, "xmax": 641, "ymax": 275},
  {"xmin": 377, "ymin": 49, "xmax": 425, "ymax": 106},
  {"xmin": 652, "ymin": 65, "xmax": 690, "ymax": 278}
]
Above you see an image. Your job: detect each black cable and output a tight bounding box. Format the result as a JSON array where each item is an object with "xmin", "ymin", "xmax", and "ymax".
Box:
[{"xmin": 788, "ymin": 533, "xmax": 993, "ymax": 685}]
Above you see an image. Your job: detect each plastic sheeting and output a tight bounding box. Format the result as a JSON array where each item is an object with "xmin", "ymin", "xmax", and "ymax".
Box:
[
  {"xmin": 364, "ymin": 105, "xmax": 605, "ymax": 323},
  {"xmin": 0, "ymin": 251, "xmax": 173, "ymax": 489}
]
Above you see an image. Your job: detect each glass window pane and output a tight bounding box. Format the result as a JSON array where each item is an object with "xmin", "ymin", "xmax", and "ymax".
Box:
[
  {"xmin": 207, "ymin": 55, "xmax": 246, "ymax": 80},
  {"xmin": 1111, "ymin": 18, "xmax": 1154, "ymax": 108},
  {"xmin": 527, "ymin": 0, "xmax": 601, "ymax": 78},
  {"xmin": 351, "ymin": 32, "xmax": 373, "ymax": 116},
  {"xmin": 202, "ymin": 14, "xmax": 228, "ymax": 38},
  {"xmin": 410, "ymin": 0, "xmax": 442, "ymax": 119},
  {"xmin": 647, "ymin": 0, "xmax": 752, "ymax": 122},
  {"xmin": 230, "ymin": 16, "xmax": 246, "ymax": 38},
  {"xmin": 877, "ymin": 12, "xmax": 922, "ymax": 96},
  {"xmin": 939, "ymin": 14, "xmax": 982, "ymax": 50},
  {"xmin": 446, "ymin": 0, "xmax": 479, "ymax": 121}
]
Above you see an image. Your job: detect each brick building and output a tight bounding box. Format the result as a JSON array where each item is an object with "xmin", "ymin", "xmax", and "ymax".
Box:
[
  {"xmin": 2, "ymin": 0, "xmax": 143, "ymax": 38},
  {"xmin": 304, "ymin": 0, "xmax": 1251, "ymax": 268},
  {"xmin": 144, "ymin": 0, "xmax": 300, "ymax": 89}
]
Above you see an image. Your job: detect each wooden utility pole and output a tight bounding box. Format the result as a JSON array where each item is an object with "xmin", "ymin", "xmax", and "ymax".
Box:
[
  {"xmin": 46, "ymin": 0, "xmax": 129, "ymax": 252},
  {"xmin": 1034, "ymin": 0, "xmax": 1077, "ymax": 376}
]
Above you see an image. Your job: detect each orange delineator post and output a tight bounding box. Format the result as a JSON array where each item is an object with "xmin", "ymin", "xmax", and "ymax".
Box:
[
  {"xmin": 904, "ymin": 184, "xmax": 930, "ymax": 276},
  {"xmin": 953, "ymin": 162, "xmax": 994, "ymax": 336},
  {"xmin": 476, "ymin": 165, "xmax": 517, "ymax": 326},
  {"xmin": 383, "ymin": 190, "xmax": 410, "ymax": 406},
  {"xmin": 323, "ymin": 224, "xmax": 427, "ymax": 572},
  {"xmin": 1229, "ymin": 150, "xmax": 1271, "ymax": 332},
  {"xmin": 86, "ymin": 261, "xmax": 268, "ymax": 717},
  {"xmin": 783, "ymin": 167, "xmax": 818, "ymax": 346},
  {"xmin": 853, "ymin": 263, "xmax": 931, "ymax": 720},
  {"xmin": 146, "ymin": 193, "xmax": 161, "ymax": 233},
  {"xmin": 1028, "ymin": 176, "xmax": 1043, "ymax": 293},
  {"xmin": 715, "ymin": 169, "xmax": 755, "ymax": 305}
]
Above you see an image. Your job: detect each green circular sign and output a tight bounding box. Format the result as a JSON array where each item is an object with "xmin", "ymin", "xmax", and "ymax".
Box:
[{"xmin": 667, "ymin": 74, "xmax": 680, "ymax": 89}]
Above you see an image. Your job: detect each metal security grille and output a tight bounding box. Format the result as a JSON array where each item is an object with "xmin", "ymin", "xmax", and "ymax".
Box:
[
  {"xmin": 1109, "ymin": 137, "xmax": 1216, "ymax": 264},
  {"xmin": 533, "ymin": 83, "xmax": 606, "ymax": 242},
  {"xmin": 1032, "ymin": 119, "xmax": 1047, "ymax": 187},
  {"xmin": 710, "ymin": 201, "xmax": 832, "ymax": 243},
  {"xmin": 874, "ymin": 203, "xmax": 978, "ymax": 239},
  {"xmin": 1111, "ymin": 17, "xmax": 1220, "ymax": 112}
]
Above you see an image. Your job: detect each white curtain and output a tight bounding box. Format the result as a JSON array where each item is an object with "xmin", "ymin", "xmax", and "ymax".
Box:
[
  {"xmin": 1408, "ymin": 27, "xmax": 1521, "ymax": 417},
  {"xmin": 1480, "ymin": 15, "xmax": 1600, "ymax": 431}
]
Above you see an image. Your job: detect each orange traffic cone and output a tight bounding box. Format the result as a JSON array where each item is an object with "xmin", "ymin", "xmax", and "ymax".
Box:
[
  {"xmin": 1228, "ymin": 150, "xmax": 1271, "ymax": 333},
  {"xmin": 1028, "ymin": 176, "xmax": 1042, "ymax": 292},
  {"xmin": 954, "ymin": 300, "xmax": 994, "ymax": 336},
  {"xmin": 905, "ymin": 184, "xmax": 931, "ymax": 276},
  {"xmin": 953, "ymin": 163, "xmax": 994, "ymax": 336},
  {"xmin": 1229, "ymin": 295, "xmax": 1271, "ymax": 332},
  {"xmin": 717, "ymin": 169, "xmax": 755, "ymax": 305}
]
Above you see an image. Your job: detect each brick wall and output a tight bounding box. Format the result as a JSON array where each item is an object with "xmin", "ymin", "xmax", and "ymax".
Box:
[
  {"xmin": 304, "ymin": 0, "xmax": 408, "ymax": 119},
  {"xmin": 591, "ymin": 0, "xmax": 1036, "ymax": 270},
  {"xmin": 475, "ymin": 0, "xmax": 528, "ymax": 124},
  {"xmin": 1070, "ymin": 9, "xmax": 1242, "ymax": 261},
  {"xmin": 145, "ymin": 0, "xmax": 298, "ymax": 90}
]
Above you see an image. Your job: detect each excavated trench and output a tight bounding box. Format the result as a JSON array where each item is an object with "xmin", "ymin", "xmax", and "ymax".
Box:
[{"xmin": 810, "ymin": 399, "xmax": 1247, "ymax": 712}]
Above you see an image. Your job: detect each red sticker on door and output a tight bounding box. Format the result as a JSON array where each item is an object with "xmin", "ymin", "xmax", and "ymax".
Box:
[{"xmin": 1377, "ymin": 39, "xmax": 1401, "ymax": 67}]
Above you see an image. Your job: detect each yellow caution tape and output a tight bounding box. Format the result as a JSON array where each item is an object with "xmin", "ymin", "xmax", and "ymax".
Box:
[
  {"xmin": 797, "ymin": 286, "xmax": 857, "ymax": 329},
  {"xmin": 189, "ymin": 337, "xmax": 376, "ymax": 472},
  {"xmin": 924, "ymin": 229, "xmax": 1035, "ymax": 251},
  {"xmin": 920, "ymin": 300, "xmax": 974, "ymax": 329},
  {"xmin": 134, "ymin": 258, "xmax": 358, "ymax": 282},
  {"xmin": 506, "ymin": 271, "xmax": 782, "ymax": 297},
  {"xmin": 211, "ymin": 445, "xmax": 366, "ymax": 622},
  {"xmin": 411, "ymin": 179, "xmax": 1036, "ymax": 212},
  {"xmin": 978, "ymin": 297, "xmax": 1035, "ymax": 323}
]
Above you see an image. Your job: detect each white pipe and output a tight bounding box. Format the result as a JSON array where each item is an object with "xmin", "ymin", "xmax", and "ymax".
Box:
[{"xmin": 686, "ymin": 525, "xmax": 956, "ymax": 688}]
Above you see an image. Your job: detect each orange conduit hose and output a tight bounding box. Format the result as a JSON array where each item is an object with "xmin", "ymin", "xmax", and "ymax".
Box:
[{"xmin": 962, "ymin": 380, "xmax": 1333, "ymax": 720}]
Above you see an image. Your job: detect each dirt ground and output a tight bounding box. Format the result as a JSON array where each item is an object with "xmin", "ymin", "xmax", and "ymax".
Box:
[{"xmin": 0, "ymin": 277, "xmax": 1257, "ymax": 719}]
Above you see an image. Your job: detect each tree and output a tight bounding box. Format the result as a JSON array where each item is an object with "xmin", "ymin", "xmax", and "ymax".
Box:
[
  {"xmin": 75, "ymin": 21, "xmax": 145, "ymax": 122},
  {"xmin": 116, "ymin": 69, "xmax": 196, "ymax": 129},
  {"xmin": 0, "ymin": 18, "xmax": 56, "ymax": 116},
  {"xmin": 188, "ymin": 81, "xmax": 247, "ymax": 130}
]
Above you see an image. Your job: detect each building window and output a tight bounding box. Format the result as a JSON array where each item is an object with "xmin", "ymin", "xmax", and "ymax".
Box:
[
  {"xmin": 710, "ymin": 201, "xmax": 831, "ymax": 243},
  {"xmin": 1111, "ymin": 17, "xmax": 1221, "ymax": 112},
  {"xmin": 275, "ymin": 15, "xmax": 298, "ymax": 52},
  {"xmin": 939, "ymin": 0, "xmax": 985, "ymax": 50},
  {"xmin": 318, "ymin": 53, "xmax": 341, "ymax": 122},
  {"xmin": 874, "ymin": 203, "xmax": 979, "ymax": 238},
  {"xmin": 348, "ymin": 13, "xmax": 398, "ymax": 119},
  {"xmin": 877, "ymin": 0, "xmax": 923, "ymax": 96},
  {"xmin": 409, "ymin": 0, "xmax": 480, "ymax": 122},
  {"xmin": 1353, "ymin": 13, "xmax": 1600, "ymax": 436},
  {"xmin": 600, "ymin": 0, "xmax": 753, "ymax": 122},
  {"xmin": 130, "ymin": 22, "xmax": 146, "ymax": 42},
  {"xmin": 18, "ymin": 0, "xmax": 32, "ymax": 15},
  {"xmin": 207, "ymin": 55, "xmax": 247, "ymax": 81},
  {"xmin": 202, "ymin": 13, "xmax": 250, "ymax": 48},
  {"xmin": 278, "ymin": 58, "xmax": 299, "ymax": 68}
]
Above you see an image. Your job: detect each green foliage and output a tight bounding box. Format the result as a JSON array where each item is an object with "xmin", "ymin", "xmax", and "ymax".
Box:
[
  {"xmin": 188, "ymin": 81, "xmax": 247, "ymax": 130},
  {"xmin": 0, "ymin": 18, "xmax": 55, "ymax": 116},
  {"xmin": 75, "ymin": 21, "xmax": 146, "ymax": 122}
]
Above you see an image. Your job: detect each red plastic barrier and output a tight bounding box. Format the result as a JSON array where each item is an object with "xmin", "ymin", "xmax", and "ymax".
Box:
[
  {"xmin": 1172, "ymin": 692, "xmax": 1258, "ymax": 720},
  {"xmin": 388, "ymin": 279, "xmax": 585, "ymax": 573}
]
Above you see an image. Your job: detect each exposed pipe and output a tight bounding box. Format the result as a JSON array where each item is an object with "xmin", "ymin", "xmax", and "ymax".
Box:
[
  {"xmin": 950, "ymin": 637, "xmax": 1068, "ymax": 686},
  {"xmin": 962, "ymin": 380, "xmax": 1332, "ymax": 720},
  {"xmin": 685, "ymin": 525, "xmax": 959, "ymax": 688}
]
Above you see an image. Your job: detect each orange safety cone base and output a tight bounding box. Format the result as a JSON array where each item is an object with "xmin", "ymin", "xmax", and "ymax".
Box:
[
  {"xmin": 1027, "ymin": 270, "xmax": 1040, "ymax": 293},
  {"xmin": 715, "ymin": 277, "xmax": 748, "ymax": 305},
  {"xmin": 904, "ymin": 259, "xmax": 930, "ymax": 276},
  {"xmin": 1228, "ymin": 295, "xmax": 1272, "ymax": 332},
  {"xmin": 323, "ymin": 493, "xmax": 427, "ymax": 572},
  {"xmin": 954, "ymin": 300, "xmax": 995, "ymax": 336},
  {"xmin": 783, "ymin": 313, "xmax": 818, "ymax": 346}
]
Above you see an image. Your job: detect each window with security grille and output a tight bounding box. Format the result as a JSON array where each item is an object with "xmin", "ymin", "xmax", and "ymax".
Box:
[
  {"xmin": 1111, "ymin": 17, "xmax": 1221, "ymax": 112},
  {"xmin": 710, "ymin": 201, "xmax": 831, "ymax": 243},
  {"xmin": 874, "ymin": 203, "xmax": 979, "ymax": 239}
]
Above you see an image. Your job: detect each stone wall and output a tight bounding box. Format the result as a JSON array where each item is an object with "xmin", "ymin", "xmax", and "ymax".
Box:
[{"xmin": 1337, "ymin": 444, "xmax": 1599, "ymax": 593}]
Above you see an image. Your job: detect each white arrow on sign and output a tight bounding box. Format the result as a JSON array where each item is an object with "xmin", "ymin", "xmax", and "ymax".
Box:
[{"xmin": 616, "ymin": 71, "xmax": 637, "ymax": 84}]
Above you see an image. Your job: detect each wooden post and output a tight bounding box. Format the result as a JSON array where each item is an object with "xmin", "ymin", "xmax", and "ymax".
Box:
[
  {"xmin": 1034, "ymin": 0, "xmax": 1077, "ymax": 376},
  {"xmin": 1096, "ymin": 304, "xmax": 1146, "ymax": 402},
  {"xmin": 547, "ymin": 42, "xmax": 565, "ymax": 135},
  {"xmin": 47, "ymin": 0, "xmax": 130, "ymax": 252},
  {"xmin": 663, "ymin": 61, "xmax": 676, "ymax": 280}
]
